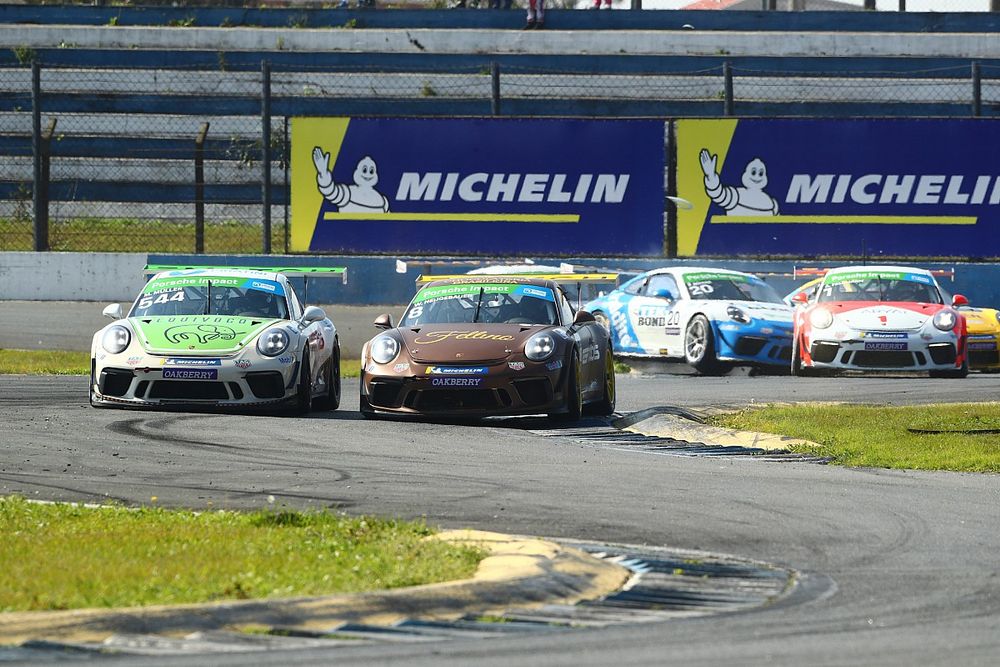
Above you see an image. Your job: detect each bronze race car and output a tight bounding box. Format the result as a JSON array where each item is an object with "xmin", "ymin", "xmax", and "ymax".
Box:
[{"xmin": 360, "ymin": 275, "xmax": 616, "ymax": 420}]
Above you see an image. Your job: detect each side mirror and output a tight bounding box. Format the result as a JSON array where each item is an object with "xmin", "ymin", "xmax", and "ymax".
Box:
[
  {"xmin": 952, "ymin": 294, "xmax": 969, "ymax": 307},
  {"xmin": 103, "ymin": 303, "xmax": 124, "ymax": 320},
  {"xmin": 299, "ymin": 305, "xmax": 326, "ymax": 327},
  {"xmin": 573, "ymin": 310, "xmax": 596, "ymax": 325},
  {"xmin": 791, "ymin": 292, "xmax": 809, "ymax": 305},
  {"xmin": 374, "ymin": 313, "xmax": 393, "ymax": 330}
]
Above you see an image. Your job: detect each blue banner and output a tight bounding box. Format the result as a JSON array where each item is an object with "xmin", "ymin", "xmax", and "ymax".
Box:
[
  {"xmin": 291, "ymin": 117, "xmax": 665, "ymax": 256},
  {"xmin": 676, "ymin": 118, "xmax": 1000, "ymax": 258}
]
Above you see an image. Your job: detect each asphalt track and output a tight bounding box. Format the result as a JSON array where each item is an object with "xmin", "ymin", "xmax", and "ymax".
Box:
[{"xmin": 2, "ymin": 369, "xmax": 1000, "ymax": 666}]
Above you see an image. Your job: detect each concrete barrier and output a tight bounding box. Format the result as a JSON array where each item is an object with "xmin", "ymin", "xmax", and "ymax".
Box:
[{"xmin": 0, "ymin": 252, "xmax": 148, "ymax": 301}]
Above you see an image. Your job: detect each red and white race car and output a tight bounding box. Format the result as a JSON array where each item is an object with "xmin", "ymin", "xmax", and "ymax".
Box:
[{"xmin": 790, "ymin": 265, "xmax": 969, "ymax": 377}]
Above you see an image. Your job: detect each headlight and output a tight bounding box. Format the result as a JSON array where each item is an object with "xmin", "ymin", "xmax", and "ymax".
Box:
[
  {"xmin": 370, "ymin": 335, "xmax": 399, "ymax": 365},
  {"xmin": 101, "ymin": 325, "xmax": 131, "ymax": 354},
  {"xmin": 932, "ymin": 309, "xmax": 957, "ymax": 332},
  {"xmin": 994, "ymin": 311, "xmax": 1000, "ymax": 325},
  {"xmin": 727, "ymin": 305, "xmax": 751, "ymax": 324},
  {"xmin": 257, "ymin": 328, "xmax": 290, "ymax": 357},
  {"xmin": 809, "ymin": 308, "xmax": 833, "ymax": 329},
  {"xmin": 525, "ymin": 332, "xmax": 556, "ymax": 361}
]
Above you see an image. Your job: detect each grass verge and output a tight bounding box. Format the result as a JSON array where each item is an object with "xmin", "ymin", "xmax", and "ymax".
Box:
[
  {"xmin": 709, "ymin": 403, "xmax": 1000, "ymax": 473},
  {"xmin": 0, "ymin": 496, "xmax": 485, "ymax": 613},
  {"xmin": 0, "ymin": 349, "xmax": 362, "ymax": 378}
]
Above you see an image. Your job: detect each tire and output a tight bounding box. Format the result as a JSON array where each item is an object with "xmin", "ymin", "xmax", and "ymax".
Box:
[
  {"xmin": 930, "ymin": 355, "xmax": 969, "ymax": 379},
  {"xmin": 552, "ymin": 351, "xmax": 582, "ymax": 422},
  {"xmin": 289, "ymin": 349, "xmax": 312, "ymax": 416},
  {"xmin": 312, "ymin": 344, "xmax": 341, "ymax": 411},
  {"xmin": 89, "ymin": 358, "xmax": 101, "ymax": 408},
  {"xmin": 684, "ymin": 315, "xmax": 725, "ymax": 375},
  {"xmin": 584, "ymin": 345, "xmax": 616, "ymax": 416}
]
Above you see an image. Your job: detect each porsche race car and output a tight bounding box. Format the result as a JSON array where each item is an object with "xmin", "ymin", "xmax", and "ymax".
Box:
[
  {"xmin": 958, "ymin": 305, "xmax": 1000, "ymax": 371},
  {"xmin": 583, "ymin": 267, "xmax": 794, "ymax": 374},
  {"xmin": 790, "ymin": 265, "xmax": 968, "ymax": 377},
  {"xmin": 91, "ymin": 265, "xmax": 344, "ymax": 413},
  {"xmin": 359, "ymin": 275, "xmax": 615, "ymax": 420}
]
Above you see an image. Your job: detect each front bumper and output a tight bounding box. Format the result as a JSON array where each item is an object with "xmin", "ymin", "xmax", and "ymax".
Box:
[
  {"xmin": 803, "ymin": 329, "xmax": 962, "ymax": 372},
  {"xmin": 361, "ymin": 359, "xmax": 569, "ymax": 417},
  {"xmin": 91, "ymin": 351, "xmax": 299, "ymax": 408},
  {"xmin": 966, "ymin": 333, "xmax": 1000, "ymax": 370},
  {"xmin": 715, "ymin": 322, "xmax": 793, "ymax": 367}
]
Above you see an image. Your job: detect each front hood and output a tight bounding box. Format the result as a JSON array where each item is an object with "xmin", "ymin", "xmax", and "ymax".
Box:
[
  {"xmin": 129, "ymin": 315, "xmax": 283, "ymax": 355},
  {"xmin": 398, "ymin": 324, "xmax": 543, "ymax": 364},
  {"xmin": 962, "ymin": 309, "xmax": 1000, "ymax": 336},
  {"xmin": 831, "ymin": 302, "xmax": 941, "ymax": 331},
  {"xmin": 717, "ymin": 301, "xmax": 793, "ymax": 323}
]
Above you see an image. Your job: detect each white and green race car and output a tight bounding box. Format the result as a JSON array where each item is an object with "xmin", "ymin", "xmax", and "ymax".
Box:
[{"xmin": 90, "ymin": 265, "xmax": 345, "ymax": 414}]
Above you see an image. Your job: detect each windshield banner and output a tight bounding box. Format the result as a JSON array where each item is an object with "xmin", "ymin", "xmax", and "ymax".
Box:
[
  {"xmin": 290, "ymin": 117, "xmax": 665, "ymax": 256},
  {"xmin": 676, "ymin": 118, "xmax": 1000, "ymax": 258}
]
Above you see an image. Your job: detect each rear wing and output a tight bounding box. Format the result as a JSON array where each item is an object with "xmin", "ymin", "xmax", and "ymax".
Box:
[
  {"xmin": 792, "ymin": 266, "xmax": 955, "ymax": 282},
  {"xmin": 145, "ymin": 264, "xmax": 348, "ymax": 285}
]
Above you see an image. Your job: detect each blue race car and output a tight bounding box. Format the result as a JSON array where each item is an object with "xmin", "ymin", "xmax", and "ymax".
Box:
[{"xmin": 583, "ymin": 267, "xmax": 794, "ymax": 374}]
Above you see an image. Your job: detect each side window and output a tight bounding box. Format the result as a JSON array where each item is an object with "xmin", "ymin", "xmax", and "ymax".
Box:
[
  {"xmin": 286, "ymin": 284, "xmax": 303, "ymax": 321},
  {"xmin": 557, "ymin": 290, "xmax": 575, "ymax": 325},
  {"xmin": 643, "ymin": 274, "xmax": 679, "ymax": 300},
  {"xmin": 622, "ymin": 277, "xmax": 646, "ymax": 296}
]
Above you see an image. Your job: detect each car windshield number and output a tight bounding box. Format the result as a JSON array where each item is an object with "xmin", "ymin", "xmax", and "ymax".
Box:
[
  {"xmin": 137, "ymin": 291, "xmax": 185, "ymax": 309},
  {"xmin": 688, "ymin": 282, "xmax": 714, "ymax": 296}
]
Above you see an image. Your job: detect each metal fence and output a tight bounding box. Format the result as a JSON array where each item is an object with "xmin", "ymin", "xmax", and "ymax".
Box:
[{"xmin": 2, "ymin": 58, "xmax": 998, "ymax": 254}]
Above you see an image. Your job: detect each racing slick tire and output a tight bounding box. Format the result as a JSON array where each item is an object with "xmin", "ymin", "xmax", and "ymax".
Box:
[
  {"xmin": 313, "ymin": 343, "xmax": 341, "ymax": 411},
  {"xmin": 930, "ymin": 356, "xmax": 969, "ymax": 379},
  {"xmin": 552, "ymin": 350, "xmax": 583, "ymax": 422},
  {"xmin": 288, "ymin": 349, "xmax": 313, "ymax": 416},
  {"xmin": 685, "ymin": 315, "xmax": 727, "ymax": 376},
  {"xmin": 584, "ymin": 345, "xmax": 616, "ymax": 416}
]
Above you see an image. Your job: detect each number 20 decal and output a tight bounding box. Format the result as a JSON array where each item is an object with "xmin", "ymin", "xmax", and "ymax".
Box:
[
  {"xmin": 666, "ymin": 311, "xmax": 681, "ymax": 326},
  {"xmin": 688, "ymin": 283, "xmax": 715, "ymax": 296}
]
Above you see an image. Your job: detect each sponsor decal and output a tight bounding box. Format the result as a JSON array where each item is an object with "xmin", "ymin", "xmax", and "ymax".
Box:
[
  {"xmin": 126, "ymin": 356, "xmax": 143, "ymax": 366},
  {"xmin": 521, "ymin": 287, "xmax": 549, "ymax": 299},
  {"xmin": 638, "ymin": 316, "xmax": 667, "ymax": 327},
  {"xmin": 143, "ymin": 276, "xmax": 241, "ymax": 294},
  {"xmin": 308, "ymin": 330, "xmax": 326, "ymax": 350},
  {"xmin": 825, "ymin": 271, "xmax": 931, "ymax": 286},
  {"xmin": 431, "ymin": 377, "xmax": 483, "ymax": 387},
  {"xmin": 165, "ymin": 357, "xmax": 222, "ymax": 367},
  {"xmin": 546, "ymin": 359, "xmax": 564, "ymax": 370},
  {"xmin": 664, "ymin": 327, "xmax": 681, "ymax": 336},
  {"xmin": 862, "ymin": 332, "xmax": 908, "ymax": 339},
  {"xmin": 508, "ymin": 361, "xmax": 525, "ymax": 371},
  {"xmin": 235, "ymin": 359, "xmax": 252, "ymax": 369},
  {"xmin": 682, "ymin": 271, "xmax": 753, "ymax": 284},
  {"xmin": 864, "ymin": 342, "xmax": 908, "ymax": 351},
  {"xmin": 162, "ymin": 368, "xmax": 218, "ymax": 380},
  {"xmin": 251, "ymin": 281, "xmax": 277, "ymax": 292},
  {"xmin": 414, "ymin": 330, "xmax": 516, "ymax": 344},
  {"xmin": 427, "ymin": 366, "xmax": 489, "ymax": 375},
  {"xmin": 164, "ymin": 324, "xmax": 239, "ymax": 345},
  {"xmin": 278, "ymin": 356, "xmax": 295, "ymax": 364},
  {"xmin": 366, "ymin": 363, "xmax": 377, "ymax": 373},
  {"xmin": 393, "ymin": 362, "xmax": 410, "ymax": 373},
  {"xmin": 760, "ymin": 327, "xmax": 773, "ymax": 335},
  {"xmin": 413, "ymin": 283, "xmax": 554, "ymax": 304},
  {"xmin": 580, "ymin": 343, "xmax": 601, "ymax": 365},
  {"xmin": 968, "ymin": 342, "xmax": 998, "ymax": 351}
]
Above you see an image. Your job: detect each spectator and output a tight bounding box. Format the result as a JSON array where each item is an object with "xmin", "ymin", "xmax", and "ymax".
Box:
[
  {"xmin": 525, "ymin": 0, "xmax": 543, "ymax": 28},
  {"xmin": 592, "ymin": 0, "xmax": 612, "ymax": 8}
]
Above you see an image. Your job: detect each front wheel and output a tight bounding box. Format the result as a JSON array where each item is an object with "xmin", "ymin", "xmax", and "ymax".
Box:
[
  {"xmin": 684, "ymin": 315, "xmax": 726, "ymax": 375},
  {"xmin": 313, "ymin": 344, "xmax": 341, "ymax": 411}
]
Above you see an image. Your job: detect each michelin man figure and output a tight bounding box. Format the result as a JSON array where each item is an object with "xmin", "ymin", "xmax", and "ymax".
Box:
[
  {"xmin": 699, "ymin": 148, "xmax": 778, "ymax": 216},
  {"xmin": 312, "ymin": 147, "xmax": 390, "ymax": 213}
]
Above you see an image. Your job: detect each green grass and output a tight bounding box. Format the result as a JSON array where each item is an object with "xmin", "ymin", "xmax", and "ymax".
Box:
[
  {"xmin": 0, "ymin": 218, "xmax": 285, "ymax": 254},
  {"xmin": 709, "ymin": 403, "xmax": 1000, "ymax": 473},
  {"xmin": 613, "ymin": 360, "xmax": 632, "ymax": 374},
  {"xmin": 0, "ymin": 349, "xmax": 361, "ymax": 378},
  {"xmin": 0, "ymin": 496, "xmax": 485, "ymax": 612}
]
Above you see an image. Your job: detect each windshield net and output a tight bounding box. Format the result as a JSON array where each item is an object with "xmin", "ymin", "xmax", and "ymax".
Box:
[
  {"xmin": 817, "ymin": 271, "xmax": 942, "ymax": 304},
  {"xmin": 404, "ymin": 283, "xmax": 558, "ymax": 326},
  {"xmin": 681, "ymin": 272, "xmax": 783, "ymax": 304},
  {"xmin": 131, "ymin": 276, "xmax": 289, "ymax": 319}
]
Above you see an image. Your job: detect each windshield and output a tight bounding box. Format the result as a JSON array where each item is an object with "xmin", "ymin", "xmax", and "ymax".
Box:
[
  {"xmin": 403, "ymin": 282, "xmax": 559, "ymax": 326},
  {"xmin": 130, "ymin": 275, "xmax": 289, "ymax": 319},
  {"xmin": 681, "ymin": 272, "xmax": 783, "ymax": 304},
  {"xmin": 817, "ymin": 271, "xmax": 942, "ymax": 304}
]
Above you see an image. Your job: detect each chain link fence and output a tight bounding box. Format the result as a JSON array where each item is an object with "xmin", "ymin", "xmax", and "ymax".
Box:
[{"xmin": 1, "ymin": 59, "xmax": 994, "ymax": 253}]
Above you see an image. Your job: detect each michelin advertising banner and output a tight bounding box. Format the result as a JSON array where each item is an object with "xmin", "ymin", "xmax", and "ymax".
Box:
[
  {"xmin": 677, "ymin": 118, "xmax": 1000, "ymax": 258},
  {"xmin": 291, "ymin": 117, "xmax": 664, "ymax": 255}
]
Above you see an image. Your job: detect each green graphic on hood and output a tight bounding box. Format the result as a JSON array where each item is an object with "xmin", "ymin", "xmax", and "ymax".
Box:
[{"xmin": 130, "ymin": 316, "xmax": 281, "ymax": 353}]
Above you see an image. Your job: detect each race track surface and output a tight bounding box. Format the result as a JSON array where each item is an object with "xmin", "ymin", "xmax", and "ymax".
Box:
[{"xmin": 2, "ymin": 372, "xmax": 999, "ymax": 666}]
